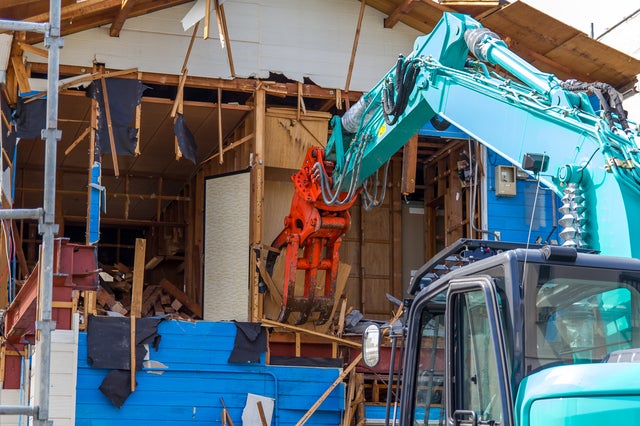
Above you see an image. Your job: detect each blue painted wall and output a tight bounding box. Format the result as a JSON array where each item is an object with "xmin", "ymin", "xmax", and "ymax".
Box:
[
  {"xmin": 485, "ymin": 150, "xmax": 561, "ymax": 245},
  {"xmin": 76, "ymin": 320, "xmax": 344, "ymax": 426}
]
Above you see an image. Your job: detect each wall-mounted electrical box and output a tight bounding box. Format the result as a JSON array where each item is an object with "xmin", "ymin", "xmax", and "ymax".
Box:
[{"xmin": 495, "ymin": 165, "xmax": 516, "ymax": 196}]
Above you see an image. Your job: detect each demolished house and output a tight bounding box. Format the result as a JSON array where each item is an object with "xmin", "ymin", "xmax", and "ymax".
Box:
[{"xmin": 0, "ymin": 0, "xmax": 638, "ymax": 425}]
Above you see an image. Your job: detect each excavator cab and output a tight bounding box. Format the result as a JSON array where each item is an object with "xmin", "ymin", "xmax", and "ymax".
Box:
[{"xmin": 382, "ymin": 241, "xmax": 640, "ymax": 425}]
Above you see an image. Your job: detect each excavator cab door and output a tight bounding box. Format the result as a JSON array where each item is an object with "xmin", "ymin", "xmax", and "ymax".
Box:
[{"xmin": 446, "ymin": 276, "xmax": 513, "ymax": 426}]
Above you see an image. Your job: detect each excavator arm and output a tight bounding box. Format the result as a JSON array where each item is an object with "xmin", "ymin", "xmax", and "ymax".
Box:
[{"xmin": 267, "ymin": 12, "xmax": 639, "ymax": 324}]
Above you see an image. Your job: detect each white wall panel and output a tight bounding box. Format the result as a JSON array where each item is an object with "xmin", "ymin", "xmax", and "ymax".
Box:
[
  {"xmin": 28, "ymin": 0, "xmax": 421, "ymax": 92},
  {"xmin": 203, "ymin": 171, "xmax": 250, "ymax": 321}
]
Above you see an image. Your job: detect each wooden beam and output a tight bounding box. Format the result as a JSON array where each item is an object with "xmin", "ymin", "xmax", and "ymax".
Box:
[
  {"xmin": 219, "ymin": 3, "xmax": 235, "ymax": 77},
  {"xmin": 11, "ymin": 57, "xmax": 30, "ymax": 94},
  {"xmin": 345, "ymin": 0, "xmax": 366, "ymax": 92},
  {"xmin": 384, "ymin": 0, "xmax": 416, "ymax": 29},
  {"xmin": 204, "ymin": 0, "xmax": 212, "ymax": 40},
  {"xmin": 64, "ymin": 127, "xmax": 91, "ymax": 156},
  {"xmin": 260, "ymin": 318, "xmax": 361, "ymax": 348},
  {"xmin": 110, "ymin": 0, "xmax": 138, "ymax": 37},
  {"xmin": 17, "ymin": 42, "xmax": 48, "ymax": 58},
  {"xmin": 202, "ymin": 132, "xmax": 254, "ymax": 164},
  {"xmin": 100, "ymin": 76, "xmax": 120, "ymax": 176},
  {"xmin": 401, "ymin": 134, "xmax": 418, "ymax": 194},
  {"xmin": 296, "ymin": 353, "xmax": 363, "ymax": 426},
  {"xmin": 29, "ymin": 62, "xmax": 364, "ymax": 101}
]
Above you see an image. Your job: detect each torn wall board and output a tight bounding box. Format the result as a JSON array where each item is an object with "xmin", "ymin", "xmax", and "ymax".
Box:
[{"xmin": 87, "ymin": 78, "xmax": 146, "ymax": 156}]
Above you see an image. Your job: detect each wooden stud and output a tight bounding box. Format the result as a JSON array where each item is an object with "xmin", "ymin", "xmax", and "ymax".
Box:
[
  {"xmin": 130, "ymin": 238, "xmax": 146, "ymax": 393},
  {"xmin": 170, "ymin": 71, "xmax": 188, "ymax": 119},
  {"xmin": 344, "ymin": 0, "xmax": 366, "ymax": 92},
  {"xmin": 220, "ymin": 398, "xmax": 234, "ymax": 426},
  {"xmin": 202, "ymin": 133, "xmax": 254, "ymax": 164},
  {"xmin": 250, "ymin": 89, "xmax": 266, "ymax": 322},
  {"xmin": 401, "ymin": 133, "xmax": 418, "ymax": 195},
  {"xmin": 135, "ymin": 72, "xmax": 142, "ymax": 155},
  {"xmin": 100, "ymin": 76, "xmax": 120, "ymax": 176},
  {"xmin": 217, "ymin": 87, "xmax": 224, "ymax": 164},
  {"xmin": 296, "ymin": 353, "xmax": 363, "ymax": 426},
  {"xmin": 204, "ymin": 0, "xmax": 211, "ymax": 40},
  {"xmin": 11, "ymin": 56, "xmax": 31, "ymax": 94},
  {"xmin": 295, "ymin": 332, "xmax": 301, "ymax": 357},
  {"xmin": 257, "ymin": 401, "xmax": 268, "ymax": 426},
  {"xmin": 219, "ymin": 3, "xmax": 235, "ymax": 77},
  {"xmin": 130, "ymin": 238, "xmax": 146, "ymax": 317},
  {"xmin": 342, "ymin": 369, "xmax": 356, "ymax": 426},
  {"xmin": 0, "ymin": 346, "xmax": 6, "ymax": 383},
  {"xmin": 156, "ymin": 177, "xmax": 163, "ymax": 221},
  {"xmin": 130, "ymin": 315, "xmax": 136, "ymax": 392},
  {"xmin": 337, "ymin": 298, "xmax": 348, "ymax": 338},
  {"xmin": 64, "ymin": 127, "xmax": 91, "ymax": 156},
  {"xmin": 213, "ymin": 0, "xmax": 225, "ymax": 48}
]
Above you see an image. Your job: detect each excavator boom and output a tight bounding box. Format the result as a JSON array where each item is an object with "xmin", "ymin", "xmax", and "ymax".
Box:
[{"xmin": 267, "ymin": 12, "xmax": 639, "ymax": 324}]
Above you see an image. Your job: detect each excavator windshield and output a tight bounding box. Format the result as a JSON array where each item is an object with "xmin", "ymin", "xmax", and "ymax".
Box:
[{"xmin": 524, "ymin": 264, "xmax": 640, "ymax": 374}]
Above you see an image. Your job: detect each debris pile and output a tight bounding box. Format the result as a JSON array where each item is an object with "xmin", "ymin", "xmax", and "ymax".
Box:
[{"xmin": 96, "ymin": 262, "xmax": 200, "ymax": 319}]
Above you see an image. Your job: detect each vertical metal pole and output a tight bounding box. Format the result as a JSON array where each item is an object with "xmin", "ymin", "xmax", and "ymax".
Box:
[{"xmin": 35, "ymin": 0, "xmax": 62, "ymax": 424}]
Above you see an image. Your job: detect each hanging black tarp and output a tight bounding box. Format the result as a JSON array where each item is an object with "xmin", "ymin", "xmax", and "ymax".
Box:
[
  {"xmin": 87, "ymin": 77, "xmax": 146, "ymax": 156},
  {"xmin": 87, "ymin": 315, "xmax": 163, "ymax": 407},
  {"xmin": 14, "ymin": 97, "xmax": 46, "ymax": 140},
  {"xmin": 228, "ymin": 321, "xmax": 267, "ymax": 364},
  {"xmin": 1, "ymin": 95, "xmax": 17, "ymax": 159},
  {"xmin": 173, "ymin": 112, "xmax": 197, "ymax": 164}
]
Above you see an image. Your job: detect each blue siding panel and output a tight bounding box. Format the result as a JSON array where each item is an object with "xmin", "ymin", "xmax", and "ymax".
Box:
[
  {"xmin": 76, "ymin": 320, "xmax": 344, "ymax": 426},
  {"xmin": 486, "ymin": 151, "xmax": 561, "ymax": 245}
]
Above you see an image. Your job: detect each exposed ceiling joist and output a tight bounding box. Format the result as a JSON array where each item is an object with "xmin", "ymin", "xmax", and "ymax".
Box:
[
  {"xmin": 384, "ymin": 0, "xmax": 419, "ymax": 29},
  {"xmin": 109, "ymin": 0, "xmax": 138, "ymax": 37}
]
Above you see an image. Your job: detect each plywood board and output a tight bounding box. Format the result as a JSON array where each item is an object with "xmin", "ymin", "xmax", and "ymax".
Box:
[
  {"xmin": 203, "ymin": 170, "xmax": 250, "ymax": 321},
  {"xmin": 264, "ymin": 108, "xmax": 331, "ymax": 170}
]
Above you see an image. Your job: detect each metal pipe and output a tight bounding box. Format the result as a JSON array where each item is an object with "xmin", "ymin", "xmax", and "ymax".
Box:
[
  {"xmin": 0, "ymin": 208, "xmax": 43, "ymax": 220},
  {"xmin": 0, "ymin": 20, "xmax": 49, "ymax": 34},
  {"xmin": 34, "ymin": 0, "xmax": 62, "ymax": 424},
  {"xmin": 0, "ymin": 406, "xmax": 38, "ymax": 416}
]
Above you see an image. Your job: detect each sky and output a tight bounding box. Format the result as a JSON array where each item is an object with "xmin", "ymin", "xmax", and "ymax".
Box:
[
  {"xmin": 522, "ymin": 0, "xmax": 638, "ymax": 38},
  {"xmin": 523, "ymin": 0, "xmax": 640, "ymax": 120}
]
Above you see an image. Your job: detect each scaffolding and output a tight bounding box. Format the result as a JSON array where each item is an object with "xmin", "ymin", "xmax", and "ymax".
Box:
[{"xmin": 0, "ymin": 0, "xmax": 61, "ymax": 425}]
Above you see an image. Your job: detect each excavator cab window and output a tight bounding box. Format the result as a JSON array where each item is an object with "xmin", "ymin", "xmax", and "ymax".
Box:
[
  {"xmin": 524, "ymin": 264, "xmax": 640, "ymax": 374},
  {"xmin": 412, "ymin": 299, "xmax": 447, "ymax": 425}
]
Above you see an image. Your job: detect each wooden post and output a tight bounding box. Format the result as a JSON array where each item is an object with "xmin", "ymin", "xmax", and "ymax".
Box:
[
  {"xmin": 130, "ymin": 238, "xmax": 146, "ymax": 392},
  {"xmin": 250, "ymin": 89, "xmax": 266, "ymax": 322},
  {"xmin": 257, "ymin": 401, "xmax": 268, "ymax": 426},
  {"xmin": 217, "ymin": 87, "xmax": 224, "ymax": 164},
  {"xmin": 401, "ymin": 134, "xmax": 418, "ymax": 194},
  {"xmin": 100, "ymin": 76, "xmax": 120, "ymax": 176},
  {"xmin": 86, "ymin": 65, "xmax": 99, "ymax": 245}
]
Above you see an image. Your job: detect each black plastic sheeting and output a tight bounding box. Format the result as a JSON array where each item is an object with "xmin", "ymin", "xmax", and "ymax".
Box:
[
  {"xmin": 173, "ymin": 113, "xmax": 197, "ymax": 164},
  {"xmin": 87, "ymin": 78, "xmax": 147, "ymax": 156},
  {"xmin": 228, "ymin": 321, "xmax": 267, "ymax": 364},
  {"xmin": 87, "ymin": 315, "xmax": 162, "ymax": 407},
  {"xmin": 14, "ymin": 97, "xmax": 46, "ymax": 140},
  {"xmin": 1, "ymin": 96, "xmax": 17, "ymax": 159},
  {"xmin": 269, "ymin": 356, "xmax": 343, "ymax": 368}
]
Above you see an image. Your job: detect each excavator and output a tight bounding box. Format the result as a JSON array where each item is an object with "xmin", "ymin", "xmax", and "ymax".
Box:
[{"xmin": 267, "ymin": 10, "xmax": 640, "ymax": 424}]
